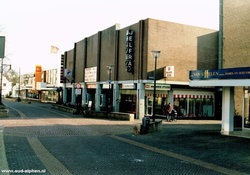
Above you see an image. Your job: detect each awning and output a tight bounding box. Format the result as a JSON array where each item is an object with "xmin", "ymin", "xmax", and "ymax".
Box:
[
  {"xmin": 145, "ymin": 93, "xmax": 168, "ymax": 98},
  {"xmin": 173, "ymin": 94, "xmax": 213, "ymax": 99}
]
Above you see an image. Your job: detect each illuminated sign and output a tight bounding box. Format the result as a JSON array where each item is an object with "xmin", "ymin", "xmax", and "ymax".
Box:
[
  {"xmin": 190, "ymin": 67, "xmax": 250, "ymax": 80},
  {"xmin": 125, "ymin": 30, "xmax": 135, "ymax": 73}
]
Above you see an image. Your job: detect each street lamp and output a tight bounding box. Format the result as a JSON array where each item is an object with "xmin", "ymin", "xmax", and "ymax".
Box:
[
  {"xmin": 106, "ymin": 64, "xmax": 113, "ymax": 113},
  {"xmin": 151, "ymin": 50, "xmax": 161, "ymax": 122}
]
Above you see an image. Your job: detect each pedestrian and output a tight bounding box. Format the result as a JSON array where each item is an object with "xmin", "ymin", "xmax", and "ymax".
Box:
[{"xmin": 166, "ymin": 103, "xmax": 172, "ymax": 121}]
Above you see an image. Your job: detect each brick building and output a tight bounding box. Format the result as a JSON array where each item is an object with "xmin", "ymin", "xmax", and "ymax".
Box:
[
  {"xmin": 190, "ymin": 0, "xmax": 250, "ymax": 134},
  {"xmin": 61, "ymin": 18, "xmax": 218, "ymax": 119}
]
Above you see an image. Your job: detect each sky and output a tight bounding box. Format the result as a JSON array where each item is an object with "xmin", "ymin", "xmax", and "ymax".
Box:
[{"xmin": 0, "ymin": 0, "xmax": 219, "ymax": 74}]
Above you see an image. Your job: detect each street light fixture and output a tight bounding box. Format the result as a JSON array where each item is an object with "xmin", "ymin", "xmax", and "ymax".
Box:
[{"xmin": 151, "ymin": 50, "xmax": 161, "ymax": 122}]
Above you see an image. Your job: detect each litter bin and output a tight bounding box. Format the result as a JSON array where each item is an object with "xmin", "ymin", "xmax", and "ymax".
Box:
[{"xmin": 141, "ymin": 116, "xmax": 150, "ymax": 134}]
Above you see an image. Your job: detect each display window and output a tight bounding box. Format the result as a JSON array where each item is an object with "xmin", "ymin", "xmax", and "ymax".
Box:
[{"xmin": 174, "ymin": 96, "xmax": 214, "ymax": 117}]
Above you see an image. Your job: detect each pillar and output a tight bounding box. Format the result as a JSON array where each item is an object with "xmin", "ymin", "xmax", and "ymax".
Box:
[
  {"xmin": 95, "ymin": 82, "xmax": 101, "ymax": 111},
  {"xmin": 221, "ymin": 87, "xmax": 234, "ymax": 135},
  {"xmin": 136, "ymin": 81, "xmax": 145, "ymax": 120},
  {"xmin": 82, "ymin": 83, "xmax": 87, "ymax": 107},
  {"xmin": 63, "ymin": 83, "xmax": 67, "ymax": 104},
  {"xmin": 71, "ymin": 83, "xmax": 76, "ymax": 105},
  {"xmin": 113, "ymin": 81, "xmax": 120, "ymax": 112}
]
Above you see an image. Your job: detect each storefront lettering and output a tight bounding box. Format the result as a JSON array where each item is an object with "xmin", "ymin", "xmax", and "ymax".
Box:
[
  {"xmin": 190, "ymin": 67, "xmax": 250, "ymax": 80},
  {"xmin": 125, "ymin": 29, "xmax": 135, "ymax": 74}
]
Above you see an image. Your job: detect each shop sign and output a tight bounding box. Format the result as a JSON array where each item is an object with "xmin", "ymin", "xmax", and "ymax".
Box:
[
  {"xmin": 75, "ymin": 89, "xmax": 81, "ymax": 95},
  {"xmin": 85, "ymin": 67, "xmax": 97, "ymax": 82},
  {"xmin": 190, "ymin": 67, "xmax": 250, "ymax": 80},
  {"xmin": 103, "ymin": 84, "xmax": 111, "ymax": 89},
  {"xmin": 145, "ymin": 84, "xmax": 170, "ymax": 91},
  {"xmin": 166, "ymin": 66, "xmax": 174, "ymax": 77},
  {"xmin": 86, "ymin": 84, "xmax": 97, "ymax": 89},
  {"xmin": 125, "ymin": 30, "xmax": 135, "ymax": 74},
  {"xmin": 121, "ymin": 83, "xmax": 136, "ymax": 89}
]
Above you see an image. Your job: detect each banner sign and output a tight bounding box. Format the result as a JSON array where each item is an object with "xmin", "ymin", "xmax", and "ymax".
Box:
[
  {"xmin": 145, "ymin": 84, "xmax": 170, "ymax": 91},
  {"xmin": 190, "ymin": 67, "xmax": 250, "ymax": 80},
  {"xmin": 85, "ymin": 67, "xmax": 97, "ymax": 82}
]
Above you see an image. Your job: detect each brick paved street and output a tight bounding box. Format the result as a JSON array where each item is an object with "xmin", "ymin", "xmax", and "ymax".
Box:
[{"xmin": 0, "ymin": 100, "xmax": 249, "ymax": 175}]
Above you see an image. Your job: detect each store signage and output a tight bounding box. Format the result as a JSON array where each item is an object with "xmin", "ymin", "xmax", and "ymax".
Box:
[
  {"xmin": 75, "ymin": 89, "xmax": 81, "ymax": 95},
  {"xmin": 103, "ymin": 84, "xmax": 111, "ymax": 89},
  {"xmin": 85, "ymin": 67, "xmax": 97, "ymax": 82},
  {"xmin": 166, "ymin": 66, "xmax": 174, "ymax": 77},
  {"xmin": 60, "ymin": 55, "xmax": 64, "ymax": 83},
  {"xmin": 145, "ymin": 84, "xmax": 170, "ymax": 91},
  {"xmin": 86, "ymin": 84, "xmax": 97, "ymax": 89},
  {"xmin": 125, "ymin": 30, "xmax": 135, "ymax": 74},
  {"xmin": 190, "ymin": 67, "xmax": 250, "ymax": 80},
  {"xmin": 121, "ymin": 83, "xmax": 136, "ymax": 89}
]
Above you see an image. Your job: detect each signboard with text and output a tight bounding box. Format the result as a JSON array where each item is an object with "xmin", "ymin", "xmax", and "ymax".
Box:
[
  {"xmin": 145, "ymin": 84, "xmax": 170, "ymax": 91},
  {"xmin": 166, "ymin": 66, "xmax": 174, "ymax": 77},
  {"xmin": 85, "ymin": 67, "xmax": 97, "ymax": 82},
  {"xmin": 190, "ymin": 67, "xmax": 250, "ymax": 80}
]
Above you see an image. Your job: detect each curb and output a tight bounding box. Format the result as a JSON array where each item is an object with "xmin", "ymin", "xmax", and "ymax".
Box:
[{"xmin": 0, "ymin": 125, "xmax": 9, "ymax": 175}]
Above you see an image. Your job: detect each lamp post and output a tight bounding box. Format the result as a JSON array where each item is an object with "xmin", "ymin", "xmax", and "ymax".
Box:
[
  {"xmin": 106, "ymin": 65, "xmax": 113, "ymax": 113},
  {"xmin": 151, "ymin": 51, "xmax": 161, "ymax": 122}
]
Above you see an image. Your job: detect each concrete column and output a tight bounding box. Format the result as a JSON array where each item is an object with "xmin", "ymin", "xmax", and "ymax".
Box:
[
  {"xmin": 136, "ymin": 81, "xmax": 145, "ymax": 120},
  {"xmin": 221, "ymin": 87, "xmax": 234, "ymax": 135},
  {"xmin": 113, "ymin": 81, "xmax": 120, "ymax": 112},
  {"xmin": 95, "ymin": 82, "xmax": 101, "ymax": 111},
  {"xmin": 71, "ymin": 84, "xmax": 76, "ymax": 105},
  {"xmin": 82, "ymin": 83, "xmax": 87, "ymax": 107},
  {"xmin": 63, "ymin": 83, "xmax": 67, "ymax": 104}
]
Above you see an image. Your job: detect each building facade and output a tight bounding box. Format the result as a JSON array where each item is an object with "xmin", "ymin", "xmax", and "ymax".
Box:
[
  {"xmin": 190, "ymin": 0, "xmax": 250, "ymax": 134},
  {"xmin": 61, "ymin": 18, "xmax": 218, "ymax": 119}
]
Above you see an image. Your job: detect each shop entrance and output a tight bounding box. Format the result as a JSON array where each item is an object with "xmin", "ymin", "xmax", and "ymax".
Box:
[{"xmin": 120, "ymin": 94, "xmax": 136, "ymax": 114}]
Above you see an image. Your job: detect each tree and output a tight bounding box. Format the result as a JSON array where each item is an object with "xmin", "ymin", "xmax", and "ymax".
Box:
[{"xmin": 4, "ymin": 69, "xmax": 18, "ymax": 87}]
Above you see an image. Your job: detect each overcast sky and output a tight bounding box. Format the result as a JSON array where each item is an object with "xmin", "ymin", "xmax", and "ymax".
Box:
[{"xmin": 0, "ymin": 0, "xmax": 219, "ymax": 74}]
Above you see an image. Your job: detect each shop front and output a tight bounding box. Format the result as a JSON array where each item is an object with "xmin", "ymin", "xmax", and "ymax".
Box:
[
  {"xmin": 86, "ymin": 84, "xmax": 96, "ymax": 110},
  {"xmin": 101, "ymin": 83, "xmax": 113, "ymax": 111},
  {"xmin": 145, "ymin": 83, "xmax": 170, "ymax": 116},
  {"xmin": 119, "ymin": 83, "xmax": 136, "ymax": 114},
  {"xmin": 173, "ymin": 90, "xmax": 214, "ymax": 118}
]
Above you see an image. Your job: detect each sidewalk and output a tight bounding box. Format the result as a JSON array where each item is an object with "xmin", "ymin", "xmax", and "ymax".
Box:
[{"xmin": 119, "ymin": 120, "xmax": 250, "ymax": 174}]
